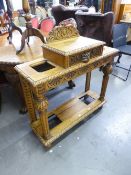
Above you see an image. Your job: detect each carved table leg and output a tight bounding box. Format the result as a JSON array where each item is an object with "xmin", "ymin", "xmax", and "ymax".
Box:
[
  {"xmin": 99, "ymin": 64, "xmax": 113, "ymax": 101},
  {"xmin": 35, "ymin": 94, "xmax": 51, "ymax": 140},
  {"xmin": 85, "ymin": 72, "xmax": 91, "ymax": 92},
  {"xmin": 20, "ymin": 77, "xmax": 37, "ymax": 122},
  {"xmin": 84, "ymin": 72, "xmax": 91, "ymax": 99}
]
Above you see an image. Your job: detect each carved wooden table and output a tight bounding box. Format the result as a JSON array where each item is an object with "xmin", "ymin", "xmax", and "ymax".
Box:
[{"xmin": 15, "ymin": 46, "xmax": 118, "ymax": 147}]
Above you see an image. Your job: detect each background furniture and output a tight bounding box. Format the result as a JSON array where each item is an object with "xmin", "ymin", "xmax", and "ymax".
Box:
[
  {"xmin": 78, "ymin": 0, "xmax": 99, "ymax": 11},
  {"xmin": 120, "ymin": 19, "xmax": 131, "ymax": 43},
  {"xmin": 101, "ymin": 0, "xmax": 122, "ymax": 23},
  {"xmin": 0, "ymin": 31, "xmax": 43, "ymax": 113},
  {"xmin": 0, "ymin": 0, "xmax": 5, "ymax": 10},
  {"xmin": 112, "ymin": 23, "xmax": 131, "ymax": 81},
  {"xmin": 4, "ymin": 0, "xmax": 22, "ymax": 43},
  {"xmin": 39, "ymin": 17, "xmax": 55, "ymax": 36},
  {"xmin": 51, "ymin": 5, "xmax": 88, "ymax": 26},
  {"xmin": 118, "ymin": 4, "xmax": 131, "ymax": 22},
  {"xmin": 51, "ymin": 5, "xmax": 114, "ymax": 46},
  {"xmin": 37, "ymin": 0, "xmax": 45, "ymax": 7},
  {"xmin": 75, "ymin": 11, "xmax": 114, "ymax": 46},
  {"xmin": 17, "ymin": 0, "xmax": 45, "ymax": 54},
  {"xmin": 29, "ymin": 0, "xmax": 36, "ymax": 14}
]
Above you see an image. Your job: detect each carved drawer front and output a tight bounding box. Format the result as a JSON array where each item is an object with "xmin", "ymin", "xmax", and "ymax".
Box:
[
  {"xmin": 43, "ymin": 45, "xmax": 103, "ymax": 68},
  {"xmin": 69, "ymin": 46, "xmax": 103, "ymax": 67}
]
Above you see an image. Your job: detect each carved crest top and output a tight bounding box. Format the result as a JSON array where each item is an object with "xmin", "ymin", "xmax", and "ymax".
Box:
[{"xmin": 46, "ymin": 25, "xmax": 80, "ymax": 43}]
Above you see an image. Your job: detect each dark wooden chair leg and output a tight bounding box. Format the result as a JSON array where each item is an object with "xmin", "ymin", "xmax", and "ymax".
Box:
[{"xmin": 68, "ymin": 80, "xmax": 76, "ymax": 89}]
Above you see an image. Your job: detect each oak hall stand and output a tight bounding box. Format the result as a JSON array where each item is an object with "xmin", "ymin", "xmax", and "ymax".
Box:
[{"xmin": 15, "ymin": 26, "xmax": 118, "ymax": 147}]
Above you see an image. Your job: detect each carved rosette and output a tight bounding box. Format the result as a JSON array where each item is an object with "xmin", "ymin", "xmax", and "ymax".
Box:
[{"xmin": 34, "ymin": 96, "xmax": 48, "ymax": 111}]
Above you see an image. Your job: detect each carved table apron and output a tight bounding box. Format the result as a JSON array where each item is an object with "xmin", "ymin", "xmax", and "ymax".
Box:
[{"xmin": 15, "ymin": 46, "xmax": 118, "ymax": 147}]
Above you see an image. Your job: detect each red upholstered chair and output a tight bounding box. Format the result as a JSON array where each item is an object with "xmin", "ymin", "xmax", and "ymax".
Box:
[
  {"xmin": 39, "ymin": 17, "xmax": 55, "ymax": 36},
  {"xmin": 31, "ymin": 17, "xmax": 39, "ymax": 28}
]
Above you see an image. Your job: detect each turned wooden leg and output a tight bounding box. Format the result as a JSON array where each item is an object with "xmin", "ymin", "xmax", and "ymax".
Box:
[
  {"xmin": 8, "ymin": 22, "xmax": 22, "ymax": 44},
  {"xmin": 99, "ymin": 64, "xmax": 113, "ymax": 101},
  {"xmin": 16, "ymin": 30, "xmax": 28, "ymax": 54},
  {"xmin": 35, "ymin": 94, "xmax": 50, "ymax": 140},
  {"xmin": 85, "ymin": 72, "xmax": 91, "ymax": 92},
  {"xmin": 16, "ymin": 28, "xmax": 45, "ymax": 54}
]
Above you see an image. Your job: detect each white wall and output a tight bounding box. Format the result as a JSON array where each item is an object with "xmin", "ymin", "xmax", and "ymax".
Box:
[
  {"xmin": 11, "ymin": 0, "xmax": 22, "ymax": 10},
  {"xmin": 53, "ymin": 0, "xmax": 59, "ymax": 5},
  {"xmin": 121, "ymin": 0, "xmax": 131, "ymax": 4}
]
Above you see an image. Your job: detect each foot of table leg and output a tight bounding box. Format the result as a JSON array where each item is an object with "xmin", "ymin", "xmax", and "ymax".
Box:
[
  {"xmin": 68, "ymin": 80, "xmax": 76, "ymax": 89},
  {"xmin": 19, "ymin": 106, "xmax": 28, "ymax": 114}
]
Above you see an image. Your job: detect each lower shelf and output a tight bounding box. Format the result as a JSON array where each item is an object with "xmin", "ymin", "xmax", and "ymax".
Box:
[{"xmin": 31, "ymin": 90, "xmax": 105, "ymax": 147}]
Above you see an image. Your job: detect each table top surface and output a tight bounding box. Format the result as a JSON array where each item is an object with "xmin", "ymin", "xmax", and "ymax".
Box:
[
  {"xmin": 15, "ymin": 46, "xmax": 118, "ymax": 87},
  {"xmin": 0, "ymin": 31, "xmax": 43, "ymax": 66}
]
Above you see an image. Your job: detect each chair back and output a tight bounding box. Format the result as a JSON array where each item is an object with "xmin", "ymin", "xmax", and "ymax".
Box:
[
  {"xmin": 113, "ymin": 23, "xmax": 128, "ymax": 48},
  {"xmin": 31, "ymin": 17, "xmax": 39, "ymax": 28},
  {"xmin": 40, "ymin": 18, "xmax": 55, "ymax": 35},
  {"xmin": 51, "ymin": 5, "xmax": 88, "ymax": 26},
  {"xmin": 35, "ymin": 6, "xmax": 47, "ymax": 21},
  {"xmin": 75, "ymin": 11, "xmax": 114, "ymax": 46}
]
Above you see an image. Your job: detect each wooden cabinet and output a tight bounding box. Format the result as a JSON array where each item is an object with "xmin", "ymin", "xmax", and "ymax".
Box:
[
  {"xmin": 118, "ymin": 4, "xmax": 131, "ymax": 22},
  {"xmin": 101, "ymin": 0, "xmax": 122, "ymax": 23}
]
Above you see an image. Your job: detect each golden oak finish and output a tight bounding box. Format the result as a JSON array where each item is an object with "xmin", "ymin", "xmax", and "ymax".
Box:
[
  {"xmin": 15, "ymin": 46, "xmax": 118, "ymax": 147},
  {"xmin": 14, "ymin": 26, "xmax": 118, "ymax": 146},
  {"xmin": 43, "ymin": 26, "xmax": 105, "ymax": 68}
]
